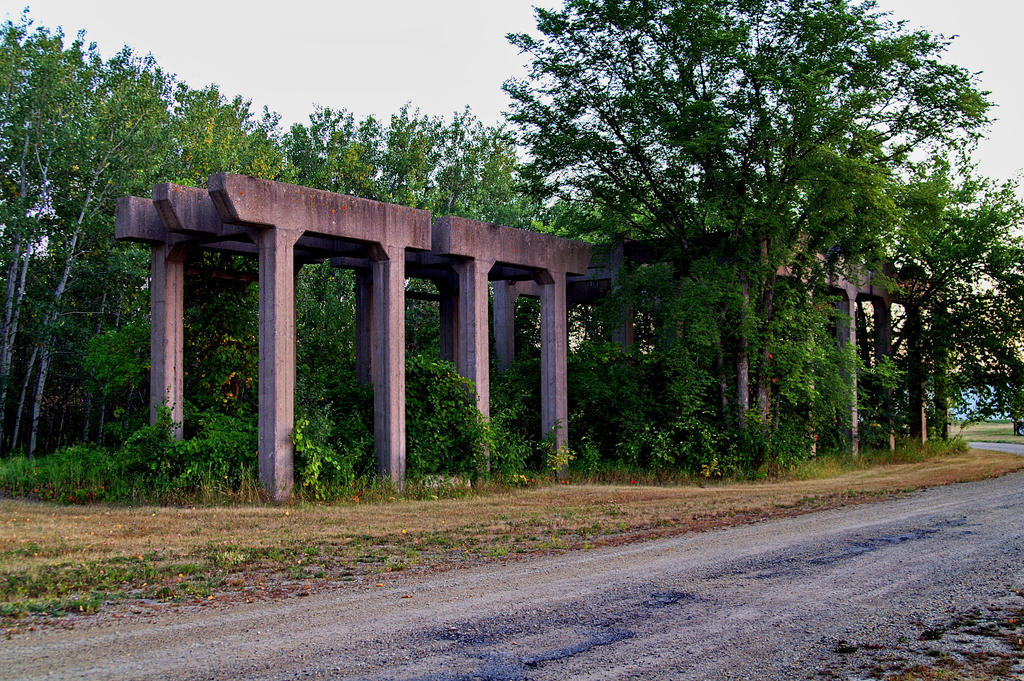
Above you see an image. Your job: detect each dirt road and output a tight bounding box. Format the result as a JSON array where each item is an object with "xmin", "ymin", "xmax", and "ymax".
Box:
[{"xmin": 4, "ymin": 469, "xmax": 1024, "ymax": 680}]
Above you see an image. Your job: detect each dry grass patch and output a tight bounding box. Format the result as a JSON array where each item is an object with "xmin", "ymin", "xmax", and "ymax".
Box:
[{"xmin": 1, "ymin": 447, "xmax": 1021, "ymax": 626}]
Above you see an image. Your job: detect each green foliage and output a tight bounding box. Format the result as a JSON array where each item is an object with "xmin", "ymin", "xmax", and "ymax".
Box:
[
  {"xmin": 83, "ymin": 319, "xmax": 149, "ymax": 397},
  {"xmin": 173, "ymin": 410, "xmax": 257, "ymax": 485},
  {"xmin": 0, "ymin": 5, "xmax": 1012, "ymax": 498},
  {"xmin": 292, "ymin": 408, "xmax": 372, "ymax": 500},
  {"xmin": 405, "ymin": 354, "xmax": 487, "ymax": 479}
]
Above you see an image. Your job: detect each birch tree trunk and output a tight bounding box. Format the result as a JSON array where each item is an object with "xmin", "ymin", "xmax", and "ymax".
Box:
[{"xmin": 11, "ymin": 344, "xmax": 38, "ymax": 454}]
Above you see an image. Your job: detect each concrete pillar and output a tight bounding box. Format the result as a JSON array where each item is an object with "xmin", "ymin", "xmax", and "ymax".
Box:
[
  {"xmin": 872, "ymin": 298, "xmax": 896, "ymax": 451},
  {"xmin": 257, "ymin": 228, "xmax": 302, "ymax": 502},
  {"xmin": 454, "ymin": 259, "xmax": 494, "ymax": 418},
  {"xmin": 837, "ymin": 291, "xmax": 858, "ymax": 455},
  {"xmin": 149, "ymin": 242, "xmax": 190, "ymax": 439},
  {"xmin": 493, "ymin": 280, "xmax": 518, "ymax": 371},
  {"xmin": 437, "ymin": 277, "xmax": 459, "ymax": 365},
  {"xmin": 539, "ymin": 269, "xmax": 569, "ymax": 475},
  {"xmin": 370, "ymin": 244, "xmax": 406, "ymax": 488},
  {"xmin": 611, "ymin": 304, "xmax": 634, "ymax": 350},
  {"xmin": 355, "ymin": 268, "xmax": 373, "ymax": 385},
  {"xmin": 608, "ymin": 243, "xmax": 634, "ymax": 350}
]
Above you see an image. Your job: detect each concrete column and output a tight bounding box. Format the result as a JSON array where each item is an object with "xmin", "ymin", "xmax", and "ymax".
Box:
[
  {"xmin": 493, "ymin": 280, "xmax": 518, "ymax": 371},
  {"xmin": 257, "ymin": 228, "xmax": 302, "ymax": 502},
  {"xmin": 837, "ymin": 291, "xmax": 858, "ymax": 455},
  {"xmin": 608, "ymin": 243, "xmax": 634, "ymax": 350},
  {"xmin": 872, "ymin": 298, "xmax": 896, "ymax": 451},
  {"xmin": 454, "ymin": 259, "xmax": 494, "ymax": 418},
  {"xmin": 437, "ymin": 277, "xmax": 459, "ymax": 365},
  {"xmin": 149, "ymin": 242, "xmax": 190, "ymax": 439},
  {"xmin": 355, "ymin": 268, "xmax": 373, "ymax": 385},
  {"xmin": 539, "ymin": 269, "xmax": 569, "ymax": 474},
  {"xmin": 370, "ymin": 244, "xmax": 406, "ymax": 488},
  {"xmin": 611, "ymin": 304, "xmax": 634, "ymax": 350}
]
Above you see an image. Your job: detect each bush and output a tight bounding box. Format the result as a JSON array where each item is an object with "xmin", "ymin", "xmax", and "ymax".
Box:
[
  {"xmin": 174, "ymin": 410, "xmax": 257, "ymax": 485},
  {"xmin": 405, "ymin": 353, "xmax": 488, "ymax": 478}
]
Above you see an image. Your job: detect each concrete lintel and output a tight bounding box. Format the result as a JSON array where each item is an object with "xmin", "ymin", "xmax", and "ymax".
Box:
[
  {"xmin": 152, "ymin": 183, "xmax": 247, "ymax": 240},
  {"xmin": 116, "ymin": 196, "xmax": 178, "ymax": 245},
  {"xmin": 209, "ymin": 174, "xmax": 431, "ymax": 252},
  {"xmin": 330, "ymin": 256, "xmax": 371, "ymax": 270},
  {"xmin": 257, "ymin": 227, "xmax": 303, "ymax": 502},
  {"xmin": 432, "ymin": 216, "xmax": 592, "ymax": 276},
  {"xmin": 371, "ymin": 244, "xmax": 407, "ymax": 488}
]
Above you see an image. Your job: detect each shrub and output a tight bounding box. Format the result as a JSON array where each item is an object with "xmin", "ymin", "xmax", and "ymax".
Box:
[{"xmin": 405, "ymin": 353, "xmax": 488, "ymax": 478}]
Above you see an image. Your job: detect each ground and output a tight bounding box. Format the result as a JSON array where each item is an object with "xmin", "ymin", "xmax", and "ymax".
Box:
[{"xmin": 0, "ymin": 446, "xmax": 1022, "ymax": 679}]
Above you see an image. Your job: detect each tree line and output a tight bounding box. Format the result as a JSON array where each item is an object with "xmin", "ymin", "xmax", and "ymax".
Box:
[{"xmin": 0, "ymin": 1, "xmax": 1022, "ymax": 492}]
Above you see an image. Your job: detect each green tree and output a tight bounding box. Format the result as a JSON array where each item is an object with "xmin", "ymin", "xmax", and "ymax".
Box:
[
  {"xmin": 888, "ymin": 160, "xmax": 1024, "ymax": 435},
  {"xmin": 506, "ymin": 0, "xmax": 990, "ymax": 453},
  {"xmin": 0, "ymin": 15, "xmax": 173, "ymax": 455}
]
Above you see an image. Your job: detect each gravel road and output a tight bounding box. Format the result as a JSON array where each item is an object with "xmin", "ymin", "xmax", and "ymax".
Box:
[
  {"xmin": 969, "ymin": 441, "xmax": 1024, "ymax": 456},
  {"xmin": 4, "ymin": 469, "xmax": 1024, "ymax": 681}
]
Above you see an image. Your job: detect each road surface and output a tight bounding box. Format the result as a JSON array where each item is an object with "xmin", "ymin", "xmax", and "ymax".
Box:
[{"xmin": 3, "ymin": 466, "xmax": 1023, "ymax": 680}]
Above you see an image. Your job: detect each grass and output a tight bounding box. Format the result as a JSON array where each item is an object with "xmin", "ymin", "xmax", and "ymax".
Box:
[
  {"xmin": 1, "ymin": 444, "xmax": 1022, "ymax": 631},
  {"xmin": 954, "ymin": 420, "xmax": 1024, "ymax": 445}
]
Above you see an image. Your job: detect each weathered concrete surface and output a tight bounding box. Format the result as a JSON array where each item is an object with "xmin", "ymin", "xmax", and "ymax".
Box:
[
  {"xmin": 432, "ymin": 216, "xmax": 591, "ymax": 276},
  {"xmin": 148, "ymin": 242, "xmax": 190, "ymax": 439},
  {"xmin": 153, "ymin": 183, "xmax": 245, "ymax": 240},
  {"xmin": 208, "ymin": 174, "xmax": 431, "ymax": 251},
  {"xmin": 354, "ymin": 269, "xmax": 373, "ymax": 385},
  {"xmin": 437, "ymin": 277, "xmax": 459, "ymax": 365},
  {"xmin": 454, "ymin": 258, "xmax": 493, "ymax": 418},
  {"xmin": 371, "ymin": 244, "xmax": 407, "ymax": 487},
  {"xmin": 492, "ymin": 280, "xmax": 518, "ymax": 370},
  {"xmin": 6, "ymin": 473, "xmax": 1023, "ymax": 681},
  {"xmin": 836, "ymin": 285, "xmax": 859, "ymax": 454},
  {"xmin": 257, "ymin": 228, "xmax": 302, "ymax": 502},
  {"xmin": 115, "ymin": 196, "xmax": 171, "ymax": 244},
  {"xmin": 539, "ymin": 269, "xmax": 569, "ymax": 464}
]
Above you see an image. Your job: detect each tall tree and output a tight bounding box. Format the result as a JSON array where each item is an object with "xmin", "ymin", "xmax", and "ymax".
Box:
[
  {"xmin": 888, "ymin": 160, "xmax": 1024, "ymax": 435},
  {"xmin": 506, "ymin": 0, "xmax": 990, "ymax": 438}
]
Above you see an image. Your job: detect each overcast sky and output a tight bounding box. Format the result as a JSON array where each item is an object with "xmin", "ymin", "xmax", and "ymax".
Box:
[{"xmin": 2, "ymin": 0, "xmax": 1021, "ymax": 187}]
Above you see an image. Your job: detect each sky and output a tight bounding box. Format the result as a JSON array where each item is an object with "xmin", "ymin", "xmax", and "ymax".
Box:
[{"xmin": 2, "ymin": 0, "xmax": 1021, "ymax": 187}]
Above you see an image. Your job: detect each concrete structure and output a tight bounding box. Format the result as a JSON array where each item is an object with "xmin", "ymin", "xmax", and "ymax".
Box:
[
  {"xmin": 117, "ymin": 175, "xmax": 895, "ymax": 500},
  {"xmin": 116, "ymin": 175, "xmax": 591, "ymax": 500}
]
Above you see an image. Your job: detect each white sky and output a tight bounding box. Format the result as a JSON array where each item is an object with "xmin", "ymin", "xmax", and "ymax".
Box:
[{"xmin": 2, "ymin": 0, "xmax": 1021, "ymax": 187}]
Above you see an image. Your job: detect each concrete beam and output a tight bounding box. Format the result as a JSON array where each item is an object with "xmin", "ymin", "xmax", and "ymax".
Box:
[
  {"xmin": 432, "ymin": 216, "xmax": 592, "ymax": 276},
  {"xmin": 257, "ymin": 228, "xmax": 302, "ymax": 502},
  {"xmin": 209, "ymin": 174, "xmax": 431, "ymax": 251},
  {"xmin": 153, "ymin": 183, "xmax": 247, "ymax": 240},
  {"xmin": 371, "ymin": 244, "xmax": 407, "ymax": 488},
  {"xmin": 115, "ymin": 196, "xmax": 174, "ymax": 244}
]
